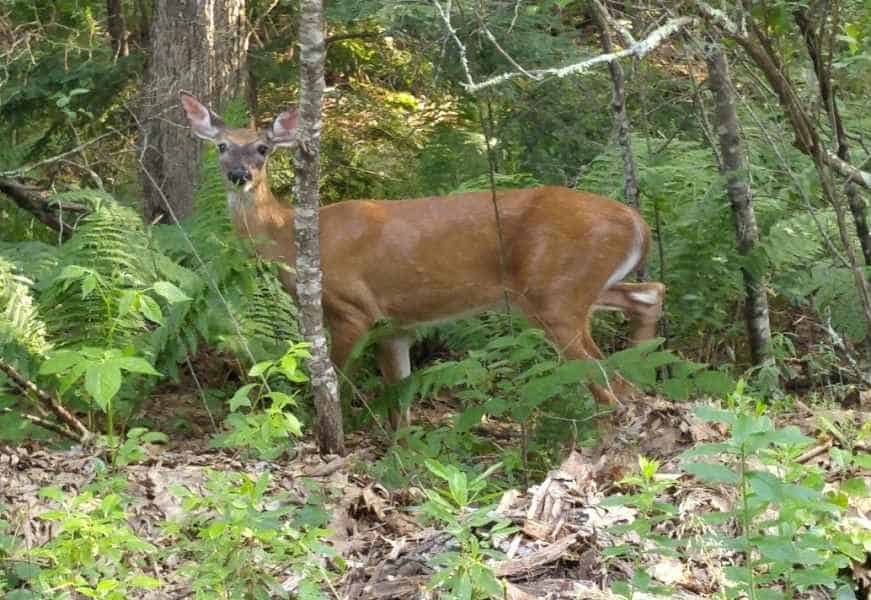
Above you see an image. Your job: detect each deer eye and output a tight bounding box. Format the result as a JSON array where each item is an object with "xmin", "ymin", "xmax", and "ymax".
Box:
[
  {"xmin": 217, "ymin": 143, "xmax": 228, "ymax": 154},
  {"xmin": 257, "ymin": 144, "xmax": 270, "ymax": 156}
]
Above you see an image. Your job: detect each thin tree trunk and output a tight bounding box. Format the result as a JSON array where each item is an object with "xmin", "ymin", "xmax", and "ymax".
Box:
[
  {"xmin": 794, "ymin": 5, "xmax": 871, "ymax": 266},
  {"xmin": 592, "ymin": 0, "xmax": 644, "ymax": 281},
  {"xmin": 704, "ymin": 42, "xmax": 772, "ymax": 365},
  {"xmin": 698, "ymin": 0, "xmax": 871, "ymax": 341},
  {"xmin": 139, "ymin": 0, "xmax": 247, "ymax": 223},
  {"xmin": 107, "ymin": 0, "xmax": 128, "ymax": 58},
  {"xmin": 591, "ymin": 0, "xmax": 639, "ymax": 210},
  {"xmin": 295, "ymin": 0, "xmax": 345, "ymax": 455}
]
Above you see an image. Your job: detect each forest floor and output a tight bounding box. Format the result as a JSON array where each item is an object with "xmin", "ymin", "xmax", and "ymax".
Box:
[{"xmin": 2, "ymin": 389, "xmax": 869, "ymax": 599}]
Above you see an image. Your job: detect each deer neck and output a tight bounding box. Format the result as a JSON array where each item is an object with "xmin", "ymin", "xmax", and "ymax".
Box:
[{"xmin": 227, "ymin": 180, "xmax": 297, "ymax": 264}]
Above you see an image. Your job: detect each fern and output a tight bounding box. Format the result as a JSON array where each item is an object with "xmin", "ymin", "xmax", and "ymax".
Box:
[
  {"xmin": 39, "ymin": 190, "xmax": 156, "ymax": 350},
  {"xmin": 0, "ymin": 240, "xmax": 60, "ymax": 284},
  {"xmin": 0, "ymin": 256, "xmax": 51, "ymax": 358}
]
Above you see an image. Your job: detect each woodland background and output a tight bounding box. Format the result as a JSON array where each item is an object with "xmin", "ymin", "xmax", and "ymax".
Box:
[{"xmin": 0, "ymin": 0, "xmax": 870, "ymax": 598}]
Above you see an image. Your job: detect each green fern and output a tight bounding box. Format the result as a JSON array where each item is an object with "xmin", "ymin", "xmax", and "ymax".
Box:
[
  {"xmin": 0, "ymin": 256, "xmax": 51, "ymax": 357},
  {"xmin": 39, "ymin": 190, "xmax": 155, "ymax": 350}
]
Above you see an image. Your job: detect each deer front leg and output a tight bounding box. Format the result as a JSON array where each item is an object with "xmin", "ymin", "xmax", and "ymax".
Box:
[{"xmin": 376, "ymin": 336, "xmax": 413, "ymax": 430}]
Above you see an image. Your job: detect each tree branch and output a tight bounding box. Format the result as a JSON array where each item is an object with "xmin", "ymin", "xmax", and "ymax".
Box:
[
  {"xmin": 0, "ymin": 177, "xmax": 89, "ymax": 238},
  {"xmin": 0, "ymin": 357, "xmax": 93, "ymax": 444},
  {"xmin": 463, "ymin": 16, "xmax": 694, "ymax": 93}
]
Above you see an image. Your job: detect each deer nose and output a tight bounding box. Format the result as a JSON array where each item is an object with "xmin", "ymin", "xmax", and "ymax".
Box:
[{"xmin": 227, "ymin": 169, "xmax": 251, "ymax": 186}]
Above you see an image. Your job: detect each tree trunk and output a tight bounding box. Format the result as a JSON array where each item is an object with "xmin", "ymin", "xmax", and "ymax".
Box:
[
  {"xmin": 107, "ymin": 0, "xmax": 128, "ymax": 58},
  {"xmin": 591, "ymin": 0, "xmax": 639, "ymax": 211},
  {"xmin": 138, "ymin": 0, "xmax": 247, "ymax": 223},
  {"xmin": 704, "ymin": 43, "xmax": 772, "ymax": 365},
  {"xmin": 592, "ymin": 0, "xmax": 644, "ymax": 281},
  {"xmin": 295, "ymin": 0, "xmax": 345, "ymax": 455},
  {"xmin": 794, "ymin": 6, "xmax": 871, "ymax": 266}
]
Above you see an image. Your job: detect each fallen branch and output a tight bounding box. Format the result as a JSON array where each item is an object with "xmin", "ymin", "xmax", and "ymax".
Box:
[
  {"xmin": 0, "ymin": 357, "xmax": 93, "ymax": 444},
  {"xmin": 0, "ymin": 176, "xmax": 89, "ymax": 239},
  {"xmin": 0, "ymin": 408, "xmax": 82, "ymax": 443}
]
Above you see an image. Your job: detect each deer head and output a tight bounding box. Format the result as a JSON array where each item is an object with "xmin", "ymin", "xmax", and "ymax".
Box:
[{"xmin": 179, "ymin": 92, "xmax": 298, "ymax": 194}]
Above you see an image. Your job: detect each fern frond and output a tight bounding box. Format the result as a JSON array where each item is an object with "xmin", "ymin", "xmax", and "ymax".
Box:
[
  {"xmin": 0, "ymin": 257, "xmax": 51, "ymax": 356},
  {"xmin": 40, "ymin": 190, "xmax": 155, "ymax": 349}
]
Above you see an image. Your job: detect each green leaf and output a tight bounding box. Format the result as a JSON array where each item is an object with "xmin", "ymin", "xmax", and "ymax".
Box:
[
  {"xmin": 854, "ymin": 453, "xmax": 871, "ymax": 469},
  {"xmin": 229, "ymin": 383, "xmax": 256, "ymax": 411},
  {"xmin": 118, "ymin": 290, "xmax": 138, "ymax": 317},
  {"xmin": 81, "ymin": 274, "xmax": 98, "ymax": 299},
  {"xmin": 152, "ymin": 281, "xmax": 191, "ymax": 304},
  {"xmin": 129, "ymin": 575, "xmax": 161, "ymax": 589},
  {"xmin": 114, "ymin": 356, "xmax": 161, "ymax": 376},
  {"xmin": 141, "ymin": 431, "xmax": 169, "ymax": 444},
  {"xmin": 40, "ymin": 350, "xmax": 81, "ymax": 375},
  {"xmin": 682, "ymin": 462, "xmax": 739, "ymax": 484},
  {"xmin": 139, "ymin": 295, "xmax": 164, "ymax": 324},
  {"xmin": 248, "ymin": 361, "xmax": 273, "ymax": 378},
  {"xmin": 841, "ymin": 477, "xmax": 869, "ymax": 497},
  {"xmin": 693, "ymin": 370, "xmax": 736, "ymax": 398},
  {"xmin": 85, "ymin": 363, "xmax": 122, "ymax": 408}
]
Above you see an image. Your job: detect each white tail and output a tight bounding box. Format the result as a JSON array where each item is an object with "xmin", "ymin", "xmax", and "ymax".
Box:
[{"xmin": 181, "ymin": 93, "xmax": 666, "ymax": 428}]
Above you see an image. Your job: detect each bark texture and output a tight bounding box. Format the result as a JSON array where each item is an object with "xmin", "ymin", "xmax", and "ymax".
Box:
[
  {"xmin": 294, "ymin": 0, "xmax": 345, "ymax": 455},
  {"xmin": 704, "ymin": 43, "xmax": 771, "ymax": 365},
  {"xmin": 139, "ymin": 0, "xmax": 247, "ymax": 223}
]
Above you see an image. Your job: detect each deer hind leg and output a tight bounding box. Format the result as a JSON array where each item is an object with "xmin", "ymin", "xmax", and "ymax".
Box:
[
  {"xmin": 517, "ymin": 298, "xmax": 622, "ymax": 405},
  {"xmin": 375, "ymin": 336, "xmax": 413, "ymax": 430},
  {"xmin": 594, "ymin": 282, "xmax": 666, "ymax": 344}
]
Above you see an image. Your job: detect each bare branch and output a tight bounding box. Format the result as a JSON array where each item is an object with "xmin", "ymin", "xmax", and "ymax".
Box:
[
  {"xmin": 430, "ymin": 0, "xmax": 476, "ymax": 88},
  {"xmin": 0, "ymin": 357, "xmax": 93, "ymax": 444},
  {"xmin": 464, "ymin": 16, "xmax": 695, "ymax": 93},
  {"xmin": 0, "ymin": 130, "xmax": 119, "ymax": 177}
]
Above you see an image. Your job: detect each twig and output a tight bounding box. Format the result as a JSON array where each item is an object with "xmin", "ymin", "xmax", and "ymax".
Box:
[
  {"xmin": 465, "ymin": 16, "xmax": 694, "ymax": 93},
  {"xmin": 0, "ymin": 407, "xmax": 80, "ymax": 443},
  {"xmin": 0, "ymin": 357, "xmax": 93, "ymax": 443},
  {"xmin": 0, "ymin": 130, "xmax": 119, "ymax": 177},
  {"xmin": 796, "ymin": 440, "xmax": 832, "ymax": 464}
]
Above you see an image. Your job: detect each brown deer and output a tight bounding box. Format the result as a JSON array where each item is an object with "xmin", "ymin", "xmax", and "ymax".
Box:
[{"xmin": 180, "ymin": 93, "xmax": 665, "ymax": 429}]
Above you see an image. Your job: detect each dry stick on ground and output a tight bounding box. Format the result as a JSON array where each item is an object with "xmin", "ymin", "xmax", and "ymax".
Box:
[{"xmin": 0, "ymin": 357, "xmax": 93, "ymax": 443}]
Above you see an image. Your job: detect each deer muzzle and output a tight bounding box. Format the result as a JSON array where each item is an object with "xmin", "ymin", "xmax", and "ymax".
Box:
[{"xmin": 228, "ymin": 169, "xmax": 251, "ymax": 186}]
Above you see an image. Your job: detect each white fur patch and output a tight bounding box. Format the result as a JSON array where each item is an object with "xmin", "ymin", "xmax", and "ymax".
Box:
[
  {"xmin": 629, "ymin": 290, "xmax": 661, "ymax": 305},
  {"xmin": 383, "ymin": 336, "xmax": 412, "ymax": 378},
  {"xmin": 605, "ymin": 213, "xmax": 643, "ymax": 289},
  {"xmin": 227, "ymin": 191, "xmax": 238, "ymax": 210}
]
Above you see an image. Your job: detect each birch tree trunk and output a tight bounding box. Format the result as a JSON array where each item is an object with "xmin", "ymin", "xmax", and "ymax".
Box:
[
  {"xmin": 591, "ymin": 0, "xmax": 639, "ymax": 211},
  {"xmin": 139, "ymin": 0, "xmax": 247, "ymax": 223},
  {"xmin": 704, "ymin": 43, "xmax": 772, "ymax": 365},
  {"xmin": 294, "ymin": 0, "xmax": 345, "ymax": 455},
  {"xmin": 592, "ymin": 0, "xmax": 645, "ymax": 282}
]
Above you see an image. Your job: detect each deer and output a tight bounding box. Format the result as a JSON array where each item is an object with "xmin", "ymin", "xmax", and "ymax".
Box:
[{"xmin": 180, "ymin": 92, "xmax": 665, "ymax": 430}]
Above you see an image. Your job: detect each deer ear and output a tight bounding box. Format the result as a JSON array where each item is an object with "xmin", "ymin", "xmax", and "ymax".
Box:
[
  {"xmin": 180, "ymin": 91, "xmax": 224, "ymax": 140},
  {"xmin": 266, "ymin": 108, "xmax": 299, "ymax": 147}
]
